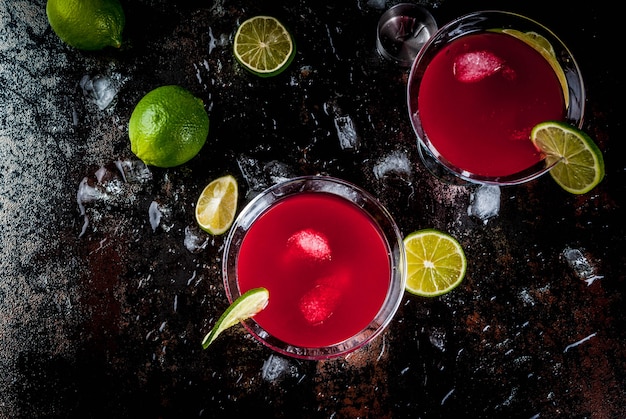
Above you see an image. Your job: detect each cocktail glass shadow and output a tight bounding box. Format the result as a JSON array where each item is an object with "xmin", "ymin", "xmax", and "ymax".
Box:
[{"xmin": 407, "ymin": 10, "xmax": 586, "ymax": 186}]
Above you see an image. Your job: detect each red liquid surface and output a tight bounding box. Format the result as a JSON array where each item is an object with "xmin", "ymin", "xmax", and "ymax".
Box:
[
  {"xmin": 236, "ymin": 192, "xmax": 391, "ymax": 348},
  {"xmin": 416, "ymin": 32, "xmax": 565, "ymax": 177}
]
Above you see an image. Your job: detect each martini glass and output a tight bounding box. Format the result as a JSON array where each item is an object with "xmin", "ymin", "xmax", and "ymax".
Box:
[
  {"xmin": 222, "ymin": 176, "xmax": 406, "ymax": 360},
  {"xmin": 407, "ymin": 10, "xmax": 585, "ymax": 185}
]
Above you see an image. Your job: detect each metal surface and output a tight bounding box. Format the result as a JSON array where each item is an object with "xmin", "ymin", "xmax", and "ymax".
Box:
[{"xmin": 0, "ymin": 0, "xmax": 623, "ymax": 417}]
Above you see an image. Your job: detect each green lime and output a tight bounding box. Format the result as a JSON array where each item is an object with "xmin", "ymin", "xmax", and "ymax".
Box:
[
  {"xmin": 201, "ymin": 287, "xmax": 270, "ymax": 349},
  {"xmin": 233, "ymin": 16, "xmax": 296, "ymax": 77},
  {"xmin": 129, "ymin": 85, "xmax": 209, "ymax": 168},
  {"xmin": 403, "ymin": 229, "xmax": 467, "ymax": 297},
  {"xmin": 531, "ymin": 121, "xmax": 605, "ymax": 194},
  {"xmin": 195, "ymin": 175, "xmax": 238, "ymax": 235},
  {"xmin": 46, "ymin": 0, "xmax": 125, "ymax": 50}
]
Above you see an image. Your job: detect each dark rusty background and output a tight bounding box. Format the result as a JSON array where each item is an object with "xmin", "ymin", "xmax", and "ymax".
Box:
[{"xmin": 0, "ymin": 0, "xmax": 623, "ymax": 418}]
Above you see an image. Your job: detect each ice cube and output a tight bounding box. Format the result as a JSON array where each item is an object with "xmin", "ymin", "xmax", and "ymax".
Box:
[
  {"xmin": 468, "ymin": 185, "xmax": 501, "ymax": 223},
  {"xmin": 562, "ymin": 247, "xmax": 603, "ymax": 286},
  {"xmin": 262, "ymin": 355, "xmax": 291, "ymax": 381},
  {"xmin": 286, "ymin": 229, "xmax": 332, "ymax": 262},
  {"xmin": 373, "ymin": 150, "xmax": 412, "ymax": 180},
  {"xmin": 334, "ymin": 114, "xmax": 361, "ymax": 150},
  {"xmin": 184, "ymin": 225, "xmax": 209, "ymax": 254},
  {"xmin": 148, "ymin": 201, "xmax": 161, "ymax": 232},
  {"xmin": 80, "ymin": 74, "xmax": 119, "ymax": 110},
  {"xmin": 428, "ymin": 326, "xmax": 447, "ymax": 352},
  {"xmin": 298, "ymin": 270, "xmax": 351, "ymax": 325},
  {"xmin": 114, "ymin": 159, "xmax": 152, "ymax": 183},
  {"xmin": 76, "ymin": 176, "xmax": 104, "ymax": 216},
  {"xmin": 264, "ymin": 160, "xmax": 295, "ymax": 185},
  {"xmin": 236, "ymin": 155, "xmax": 296, "ymax": 196},
  {"xmin": 453, "ymin": 51, "xmax": 512, "ymax": 83},
  {"xmin": 299, "ymin": 279, "xmax": 341, "ymax": 325}
]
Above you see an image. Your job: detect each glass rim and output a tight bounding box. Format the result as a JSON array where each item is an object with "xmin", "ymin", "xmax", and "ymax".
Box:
[
  {"xmin": 407, "ymin": 10, "xmax": 586, "ymax": 185},
  {"xmin": 222, "ymin": 175, "xmax": 406, "ymax": 360}
]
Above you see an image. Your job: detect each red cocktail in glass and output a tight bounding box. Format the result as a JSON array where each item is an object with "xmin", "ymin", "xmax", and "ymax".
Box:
[
  {"xmin": 223, "ymin": 176, "xmax": 406, "ymax": 359},
  {"xmin": 408, "ymin": 11, "xmax": 585, "ymax": 185}
]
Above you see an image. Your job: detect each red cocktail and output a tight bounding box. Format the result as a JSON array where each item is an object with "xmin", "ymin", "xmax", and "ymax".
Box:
[
  {"xmin": 408, "ymin": 11, "xmax": 585, "ymax": 185},
  {"xmin": 223, "ymin": 176, "xmax": 405, "ymax": 359}
]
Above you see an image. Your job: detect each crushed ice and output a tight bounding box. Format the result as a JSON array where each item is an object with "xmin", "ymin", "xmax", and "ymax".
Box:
[
  {"xmin": 148, "ymin": 201, "xmax": 162, "ymax": 232},
  {"xmin": 324, "ymin": 100, "xmax": 361, "ymax": 150},
  {"xmin": 298, "ymin": 271, "xmax": 350, "ymax": 325},
  {"xmin": 76, "ymin": 160, "xmax": 153, "ymax": 237},
  {"xmin": 428, "ymin": 326, "xmax": 447, "ymax": 352},
  {"xmin": 468, "ymin": 185, "xmax": 500, "ymax": 223},
  {"xmin": 261, "ymin": 354, "xmax": 299, "ymax": 382},
  {"xmin": 184, "ymin": 225, "xmax": 209, "ymax": 254},
  {"xmin": 80, "ymin": 74, "xmax": 122, "ymax": 110},
  {"xmin": 237, "ymin": 155, "xmax": 296, "ymax": 195},
  {"xmin": 373, "ymin": 150, "xmax": 412, "ymax": 180},
  {"xmin": 334, "ymin": 115, "xmax": 361, "ymax": 150},
  {"xmin": 562, "ymin": 247, "xmax": 604, "ymax": 286}
]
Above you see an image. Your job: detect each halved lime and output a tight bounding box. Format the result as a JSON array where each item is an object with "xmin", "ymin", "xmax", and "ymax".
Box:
[
  {"xmin": 195, "ymin": 175, "xmax": 238, "ymax": 235},
  {"xmin": 233, "ymin": 15, "xmax": 296, "ymax": 77},
  {"xmin": 403, "ymin": 229, "xmax": 467, "ymax": 297},
  {"xmin": 201, "ymin": 287, "xmax": 269, "ymax": 349},
  {"xmin": 531, "ymin": 121, "xmax": 605, "ymax": 194}
]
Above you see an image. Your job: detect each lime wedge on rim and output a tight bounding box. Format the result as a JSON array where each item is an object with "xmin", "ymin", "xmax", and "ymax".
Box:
[
  {"xmin": 195, "ymin": 175, "xmax": 238, "ymax": 235},
  {"xmin": 201, "ymin": 287, "xmax": 269, "ymax": 349},
  {"xmin": 403, "ymin": 229, "xmax": 467, "ymax": 297},
  {"xmin": 498, "ymin": 28, "xmax": 569, "ymax": 106},
  {"xmin": 531, "ymin": 121, "xmax": 605, "ymax": 194},
  {"xmin": 233, "ymin": 15, "xmax": 296, "ymax": 77},
  {"xmin": 502, "ymin": 29, "xmax": 555, "ymax": 56}
]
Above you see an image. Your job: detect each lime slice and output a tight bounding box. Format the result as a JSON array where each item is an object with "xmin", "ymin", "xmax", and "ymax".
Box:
[
  {"xmin": 201, "ymin": 287, "xmax": 269, "ymax": 349},
  {"xmin": 233, "ymin": 15, "xmax": 296, "ymax": 77},
  {"xmin": 403, "ymin": 229, "xmax": 467, "ymax": 297},
  {"xmin": 531, "ymin": 121, "xmax": 605, "ymax": 194},
  {"xmin": 195, "ymin": 175, "xmax": 238, "ymax": 235},
  {"xmin": 499, "ymin": 29, "xmax": 569, "ymax": 106}
]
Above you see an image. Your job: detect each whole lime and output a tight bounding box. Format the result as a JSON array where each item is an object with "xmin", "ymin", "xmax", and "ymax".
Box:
[
  {"xmin": 46, "ymin": 0, "xmax": 125, "ymax": 50},
  {"xmin": 129, "ymin": 86, "xmax": 210, "ymax": 168}
]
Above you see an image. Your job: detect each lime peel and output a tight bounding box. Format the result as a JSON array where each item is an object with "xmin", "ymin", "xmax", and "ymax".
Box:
[
  {"xmin": 403, "ymin": 229, "xmax": 467, "ymax": 297},
  {"xmin": 202, "ymin": 287, "xmax": 270, "ymax": 349},
  {"xmin": 531, "ymin": 121, "xmax": 604, "ymax": 194}
]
